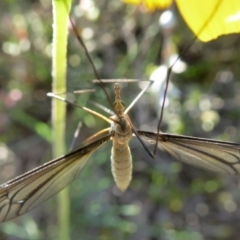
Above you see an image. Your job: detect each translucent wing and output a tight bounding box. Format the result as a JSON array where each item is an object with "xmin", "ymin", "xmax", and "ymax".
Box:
[
  {"xmin": 138, "ymin": 131, "xmax": 240, "ymax": 174},
  {"xmin": 0, "ymin": 134, "xmax": 111, "ymax": 223}
]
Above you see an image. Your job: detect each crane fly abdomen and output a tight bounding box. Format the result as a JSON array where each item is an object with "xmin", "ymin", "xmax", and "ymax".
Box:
[
  {"xmin": 110, "ymin": 112, "xmax": 133, "ymax": 191},
  {"xmin": 111, "ymin": 143, "xmax": 132, "ymax": 192}
]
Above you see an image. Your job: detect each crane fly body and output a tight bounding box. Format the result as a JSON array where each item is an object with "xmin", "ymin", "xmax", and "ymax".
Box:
[
  {"xmin": 110, "ymin": 84, "xmax": 133, "ymax": 191},
  {"xmin": 1, "ymin": 81, "xmax": 240, "ymax": 223},
  {"xmin": 2, "ymin": 3, "xmax": 240, "ymax": 225}
]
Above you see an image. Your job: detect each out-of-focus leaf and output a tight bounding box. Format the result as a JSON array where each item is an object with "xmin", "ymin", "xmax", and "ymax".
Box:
[{"xmin": 11, "ymin": 110, "xmax": 52, "ymax": 143}]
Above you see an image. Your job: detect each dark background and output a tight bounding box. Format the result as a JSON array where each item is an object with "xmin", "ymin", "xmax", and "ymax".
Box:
[{"xmin": 1, "ymin": 0, "xmax": 240, "ymax": 239}]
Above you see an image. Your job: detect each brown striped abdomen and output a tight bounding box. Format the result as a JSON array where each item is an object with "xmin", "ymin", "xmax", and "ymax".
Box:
[{"xmin": 111, "ymin": 143, "xmax": 132, "ymax": 191}]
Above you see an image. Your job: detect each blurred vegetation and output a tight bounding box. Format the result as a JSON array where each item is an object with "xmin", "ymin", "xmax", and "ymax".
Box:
[{"xmin": 1, "ymin": 0, "xmax": 240, "ymax": 240}]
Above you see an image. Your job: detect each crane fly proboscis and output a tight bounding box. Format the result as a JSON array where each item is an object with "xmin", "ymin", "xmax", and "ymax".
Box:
[{"xmin": 1, "ymin": 1, "xmax": 240, "ymax": 227}]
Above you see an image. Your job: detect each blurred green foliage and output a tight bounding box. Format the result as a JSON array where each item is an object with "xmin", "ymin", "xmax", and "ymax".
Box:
[{"xmin": 1, "ymin": 0, "xmax": 240, "ymax": 240}]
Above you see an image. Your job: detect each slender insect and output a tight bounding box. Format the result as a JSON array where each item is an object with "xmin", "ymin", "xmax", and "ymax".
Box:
[
  {"xmin": 1, "ymin": 78, "xmax": 240, "ymax": 222},
  {"xmin": 1, "ymin": 2, "xmax": 240, "ymax": 225},
  {"xmin": 1, "ymin": 76, "xmax": 240, "ymax": 222}
]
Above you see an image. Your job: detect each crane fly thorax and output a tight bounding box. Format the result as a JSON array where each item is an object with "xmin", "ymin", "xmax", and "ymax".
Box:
[{"xmin": 111, "ymin": 114, "xmax": 132, "ymax": 145}]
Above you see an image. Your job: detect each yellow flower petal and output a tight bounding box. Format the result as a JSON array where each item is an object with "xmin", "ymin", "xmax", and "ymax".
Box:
[
  {"xmin": 176, "ymin": 0, "xmax": 240, "ymax": 42},
  {"xmin": 122, "ymin": 0, "xmax": 172, "ymax": 11}
]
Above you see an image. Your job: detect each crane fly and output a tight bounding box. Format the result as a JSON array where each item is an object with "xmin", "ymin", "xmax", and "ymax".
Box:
[
  {"xmin": 1, "ymin": 80, "xmax": 240, "ymax": 222},
  {"xmin": 1, "ymin": 5, "xmax": 240, "ymax": 224}
]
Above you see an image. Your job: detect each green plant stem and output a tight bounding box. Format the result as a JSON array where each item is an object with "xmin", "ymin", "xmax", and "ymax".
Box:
[{"xmin": 52, "ymin": 0, "xmax": 71, "ymax": 239}]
